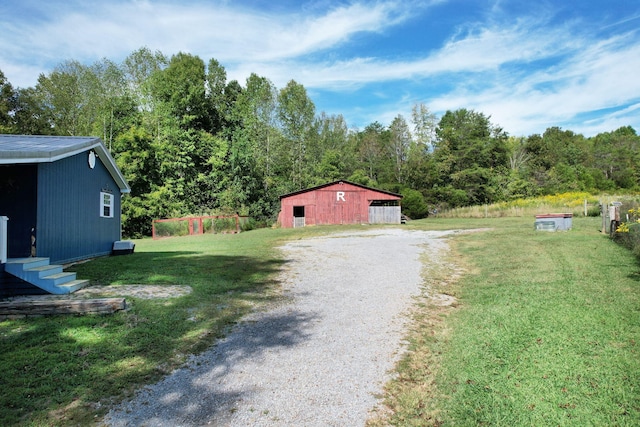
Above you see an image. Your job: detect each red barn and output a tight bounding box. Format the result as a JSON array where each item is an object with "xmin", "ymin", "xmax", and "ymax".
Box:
[{"xmin": 278, "ymin": 180, "xmax": 402, "ymax": 228}]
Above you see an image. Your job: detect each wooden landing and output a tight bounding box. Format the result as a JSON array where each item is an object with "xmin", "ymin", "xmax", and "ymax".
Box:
[{"xmin": 0, "ymin": 298, "xmax": 126, "ymax": 318}]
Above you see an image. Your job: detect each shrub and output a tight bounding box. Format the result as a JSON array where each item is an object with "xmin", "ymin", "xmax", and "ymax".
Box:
[
  {"xmin": 154, "ymin": 220, "xmax": 189, "ymax": 237},
  {"xmin": 586, "ymin": 205, "xmax": 602, "ymax": 217},
  {"xmin": 239, "ymin": 217, "xmax": 266, "ymax": 232},
  {"xmin": 401, "ymin": 188, "xmax": 429, "ymax": 219},
  {"xmin": 613, "ymin": 207, "xmax": 640, "ymax": 259}
]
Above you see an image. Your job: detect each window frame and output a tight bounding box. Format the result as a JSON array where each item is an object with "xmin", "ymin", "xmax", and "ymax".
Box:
[{"xmin": 100, "ymin": 191, "xmax": 114, "ymax": 218}]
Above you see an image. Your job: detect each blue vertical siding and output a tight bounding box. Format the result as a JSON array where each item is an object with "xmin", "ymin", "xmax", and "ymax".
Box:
[{"xmin": 37, "ymin": 151, "xmax": 122, "ymax": 264}]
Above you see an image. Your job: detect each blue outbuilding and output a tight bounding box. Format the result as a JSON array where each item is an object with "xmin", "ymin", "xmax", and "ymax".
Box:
[{"xmin": 0, "ymin": 135, "xmax": 130, "ymax": 296}]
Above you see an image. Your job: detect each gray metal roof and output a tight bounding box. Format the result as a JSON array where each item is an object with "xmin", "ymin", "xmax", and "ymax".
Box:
[{"xmin": 0, "ymin": 134, "xmax": 130, "ymax": 193}]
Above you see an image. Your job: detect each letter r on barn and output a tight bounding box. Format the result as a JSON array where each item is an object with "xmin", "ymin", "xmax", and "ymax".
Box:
[{"xmin": 337, "ymin": 191, "xmax": 346, "ymax": 202}]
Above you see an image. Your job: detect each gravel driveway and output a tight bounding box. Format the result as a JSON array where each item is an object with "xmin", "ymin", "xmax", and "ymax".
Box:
[{"xmin": 103, "ymin": 228, "xmax": 453, "ymax": 426}]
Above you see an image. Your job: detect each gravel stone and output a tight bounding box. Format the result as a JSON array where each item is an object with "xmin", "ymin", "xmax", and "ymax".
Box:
[{"xmin": 103, "ymin": 228, "xmax": 453, "ymax": 426}]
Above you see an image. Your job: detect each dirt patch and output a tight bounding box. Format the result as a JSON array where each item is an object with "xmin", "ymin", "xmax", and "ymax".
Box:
[
  {"xmin": 76, "ymin": 284, "xmax": 192, "ymax": 299},
  {"xmin": 430, "ymin": 293, "xmax": 458, "ymax": 307}
]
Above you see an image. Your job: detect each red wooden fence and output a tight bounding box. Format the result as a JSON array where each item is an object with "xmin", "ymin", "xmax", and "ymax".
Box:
[{"xmin": 152, "ymin": 214, "xmax": 246, "ymax": 239}]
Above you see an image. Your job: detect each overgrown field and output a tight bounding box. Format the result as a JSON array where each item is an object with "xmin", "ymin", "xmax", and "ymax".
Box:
[
  {"xmin": 371, "ymin": 216, "xmax": 640, "ymax": 426},
  {"xmin": 436, "ymin": 191, "xmax": 640, "ymax": 219}
]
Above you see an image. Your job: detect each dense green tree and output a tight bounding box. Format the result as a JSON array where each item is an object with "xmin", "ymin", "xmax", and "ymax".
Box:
[
  {"xmin": 191, "ymin": 130, "xmax": 231, "ymax": 212},
  {"xmin": 400, "ymin": 187, "xmax": 429, "ymax": 219},
  {"xmin": 206, "ymin": 58, "xmax": 228, "ymax": 134},
  {"xmin": 401, "ymin": 105, "xmax": 436, "ymax": 191},
  {"xmin": 354, "ymin": 121, "xmax": 390, "ymax": 183},
  {"xmin": 388, "ymin": 115, "xmax": 412, "ymax": 184},
  {"xmin": 220, "ymin": 74, "xmax": 280, "ymax": 219},
  {"xmin": 113, "ymin": 126, "xmax": 161, "ymax": 236},
  {"xmin": 0, "ymin": 70, "xmax": 16, "ymax": 133},
  {"xmin": 277, "ymin": 80, "xmax": 315, "ymax": 189},
  {"xmin": 502, "ymin": 136, "xmax": 536, "ymax": 199},
  {"xmin": 12, "ymin": 87, "xmax": 52, "ymax": 135},
  {"xmin": 404, "ymin": 145, "xmax": 434, "ymax": 195},
  {"xmin": 230, "ymin": 73, "xmax": 280, "ymax": 214},
  {"xmin": 411, "ymin": 103, "xmax": 437, "ymax": 150},
  {"xmin": 592, "ymin": 126, "xmax": 640, "ymax": 190},
  {"xmin": 30, "ymin": 59, "xmax": 136, "ymax": 142},
  {"xmin": 34, "ymin": 60, "xmax": 98, "ymax": 135},
  {"xmin": 432, "ymin": 109, "xmax": 509, "ymax": 206},
  {"xmin": 122, "ymin": 47, "xmax": 168, "ymax": 112},
  {"xmin": 4, "ymin": 47, "xmax": 639, "ymax": 236},
  {"xmin": 218, "ymin": 131, "xmax": 260, "ymax": 214},
  {"xmin": 89, "ymin": 58, "xmax": 137, "ymax": 149},
  {"xmin": 312, "ymin": 149, "xmax": 346, "ymax": 184},
  {"xmin": 151, "ymin": 52, "xmax": 209, "ymax": 130},
  {"xmin": 113, "ymin": 126, "xmax": 160, "ymax": 195},
  {"xmin": 507, "ymin": 136, "xmax": 529, "ymax": 172},
  {"xmin": 522, "ymin": 127, "xmax": 606, "ymax": 193},
  {"xmin": 308, "ymin": 112, "xmax": 353, "ymax": 184},
  {"xmin": 537, "ymin": 127, "xmax": 587, "ymax": 166},
  {"xmin": 221, "ymin": 80, "xmax": 244, "ymax": 136}
]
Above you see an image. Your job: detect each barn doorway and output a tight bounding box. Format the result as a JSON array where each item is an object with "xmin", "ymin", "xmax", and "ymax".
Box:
[{"xmin": 293, "ymin": 206, "xmax": 305, "ymax": 228}]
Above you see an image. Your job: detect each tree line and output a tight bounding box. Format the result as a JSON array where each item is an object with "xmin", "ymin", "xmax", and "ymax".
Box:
[{"xmin": 1, "ymin": 48, "xmax": 639, "ymax": 237}]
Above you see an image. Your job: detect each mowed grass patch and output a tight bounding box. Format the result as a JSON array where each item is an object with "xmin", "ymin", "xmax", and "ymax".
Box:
[
  {"xmin": 0, "ymin": 225, "xmax": 347, "ymax": 427},
  {"xmin": 372, "ymin": 216, "xmax": 640, "ymax": 426}
]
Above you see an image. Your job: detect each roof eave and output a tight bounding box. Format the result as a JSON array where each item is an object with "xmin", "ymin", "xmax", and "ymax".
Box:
[
  {"xmin": 92, "ymin": 142, "xmax": 131, "ymax": 194},
  {"xmin": 0, "ymin": 138, "xmax": 98, "ymax": 164},
  {"xmin": 0, "ymin": 136, "xmax": 130, "ymax": 193}
]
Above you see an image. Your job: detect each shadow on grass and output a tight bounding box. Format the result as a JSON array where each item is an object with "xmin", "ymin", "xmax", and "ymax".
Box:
[
  {"xmin": 69, "ymin": 251, "xmax": 288, "ymax": 289},
  {"xmin": 104, "ymin": 308, "xmax": 319, "ymax": 425},
  {"xmin": 0, "ymin": 250, "xmax": 294, "ymax": 426}
]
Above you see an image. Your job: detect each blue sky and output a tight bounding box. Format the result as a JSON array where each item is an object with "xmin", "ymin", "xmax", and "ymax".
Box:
[{"xmin": 1, "ymin": 0, "xmax": 639, "ymax": 137}]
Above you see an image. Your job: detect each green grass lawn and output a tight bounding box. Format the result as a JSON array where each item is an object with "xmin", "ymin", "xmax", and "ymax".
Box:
[
  {"xmin": 0, "ymin": 225, "xmax": 342, "ymax": 426},
  {"xmin": 373, "ymin": 216, "xmax": 640, "ymax": 426},
  {"xmin": 1, "ymin": 218, "xmax": 639, "ymax": 426}
]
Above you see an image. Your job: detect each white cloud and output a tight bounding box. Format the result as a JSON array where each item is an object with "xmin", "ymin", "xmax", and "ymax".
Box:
[
  {"xmin": 231, "ymin": 17, "xmax": 579, "ymax": 91},
  {"xmin": 288, "ymin": 17, "xmax": 639, "ymax": 135},
  {"xmin": 247, "ymin": 18, "xmax": 640, "ymax": 135},
  {"xmin": 0, "ymin": 0, "xmax": 413, "ymax": 88},
  {"xmin": 0, "ymin": 0, "xmax": 638, "ymax": 136},
  {"xmin": 425, "ymin": 30, "xmax": 640, "ymax": 135}
]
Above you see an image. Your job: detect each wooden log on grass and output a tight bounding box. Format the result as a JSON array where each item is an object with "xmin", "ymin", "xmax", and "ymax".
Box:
[{"xmin": 0, "ymin": 298, "xmax": 126, "ymax": 317}]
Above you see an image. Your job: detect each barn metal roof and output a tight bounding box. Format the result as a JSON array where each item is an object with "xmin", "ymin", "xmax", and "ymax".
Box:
[
  {"xmin": 279, "ymin": 180, "xmax": 402, "ymax": 199},
  {"xmin": 0, "ymin": 134, "xmax": 130, "ymax": 193}
]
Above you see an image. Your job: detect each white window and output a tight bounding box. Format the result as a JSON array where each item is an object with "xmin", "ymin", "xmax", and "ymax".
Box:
[{"xmin": 100, "ymin": 192, "xmax": 114, "ymax": 218}]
